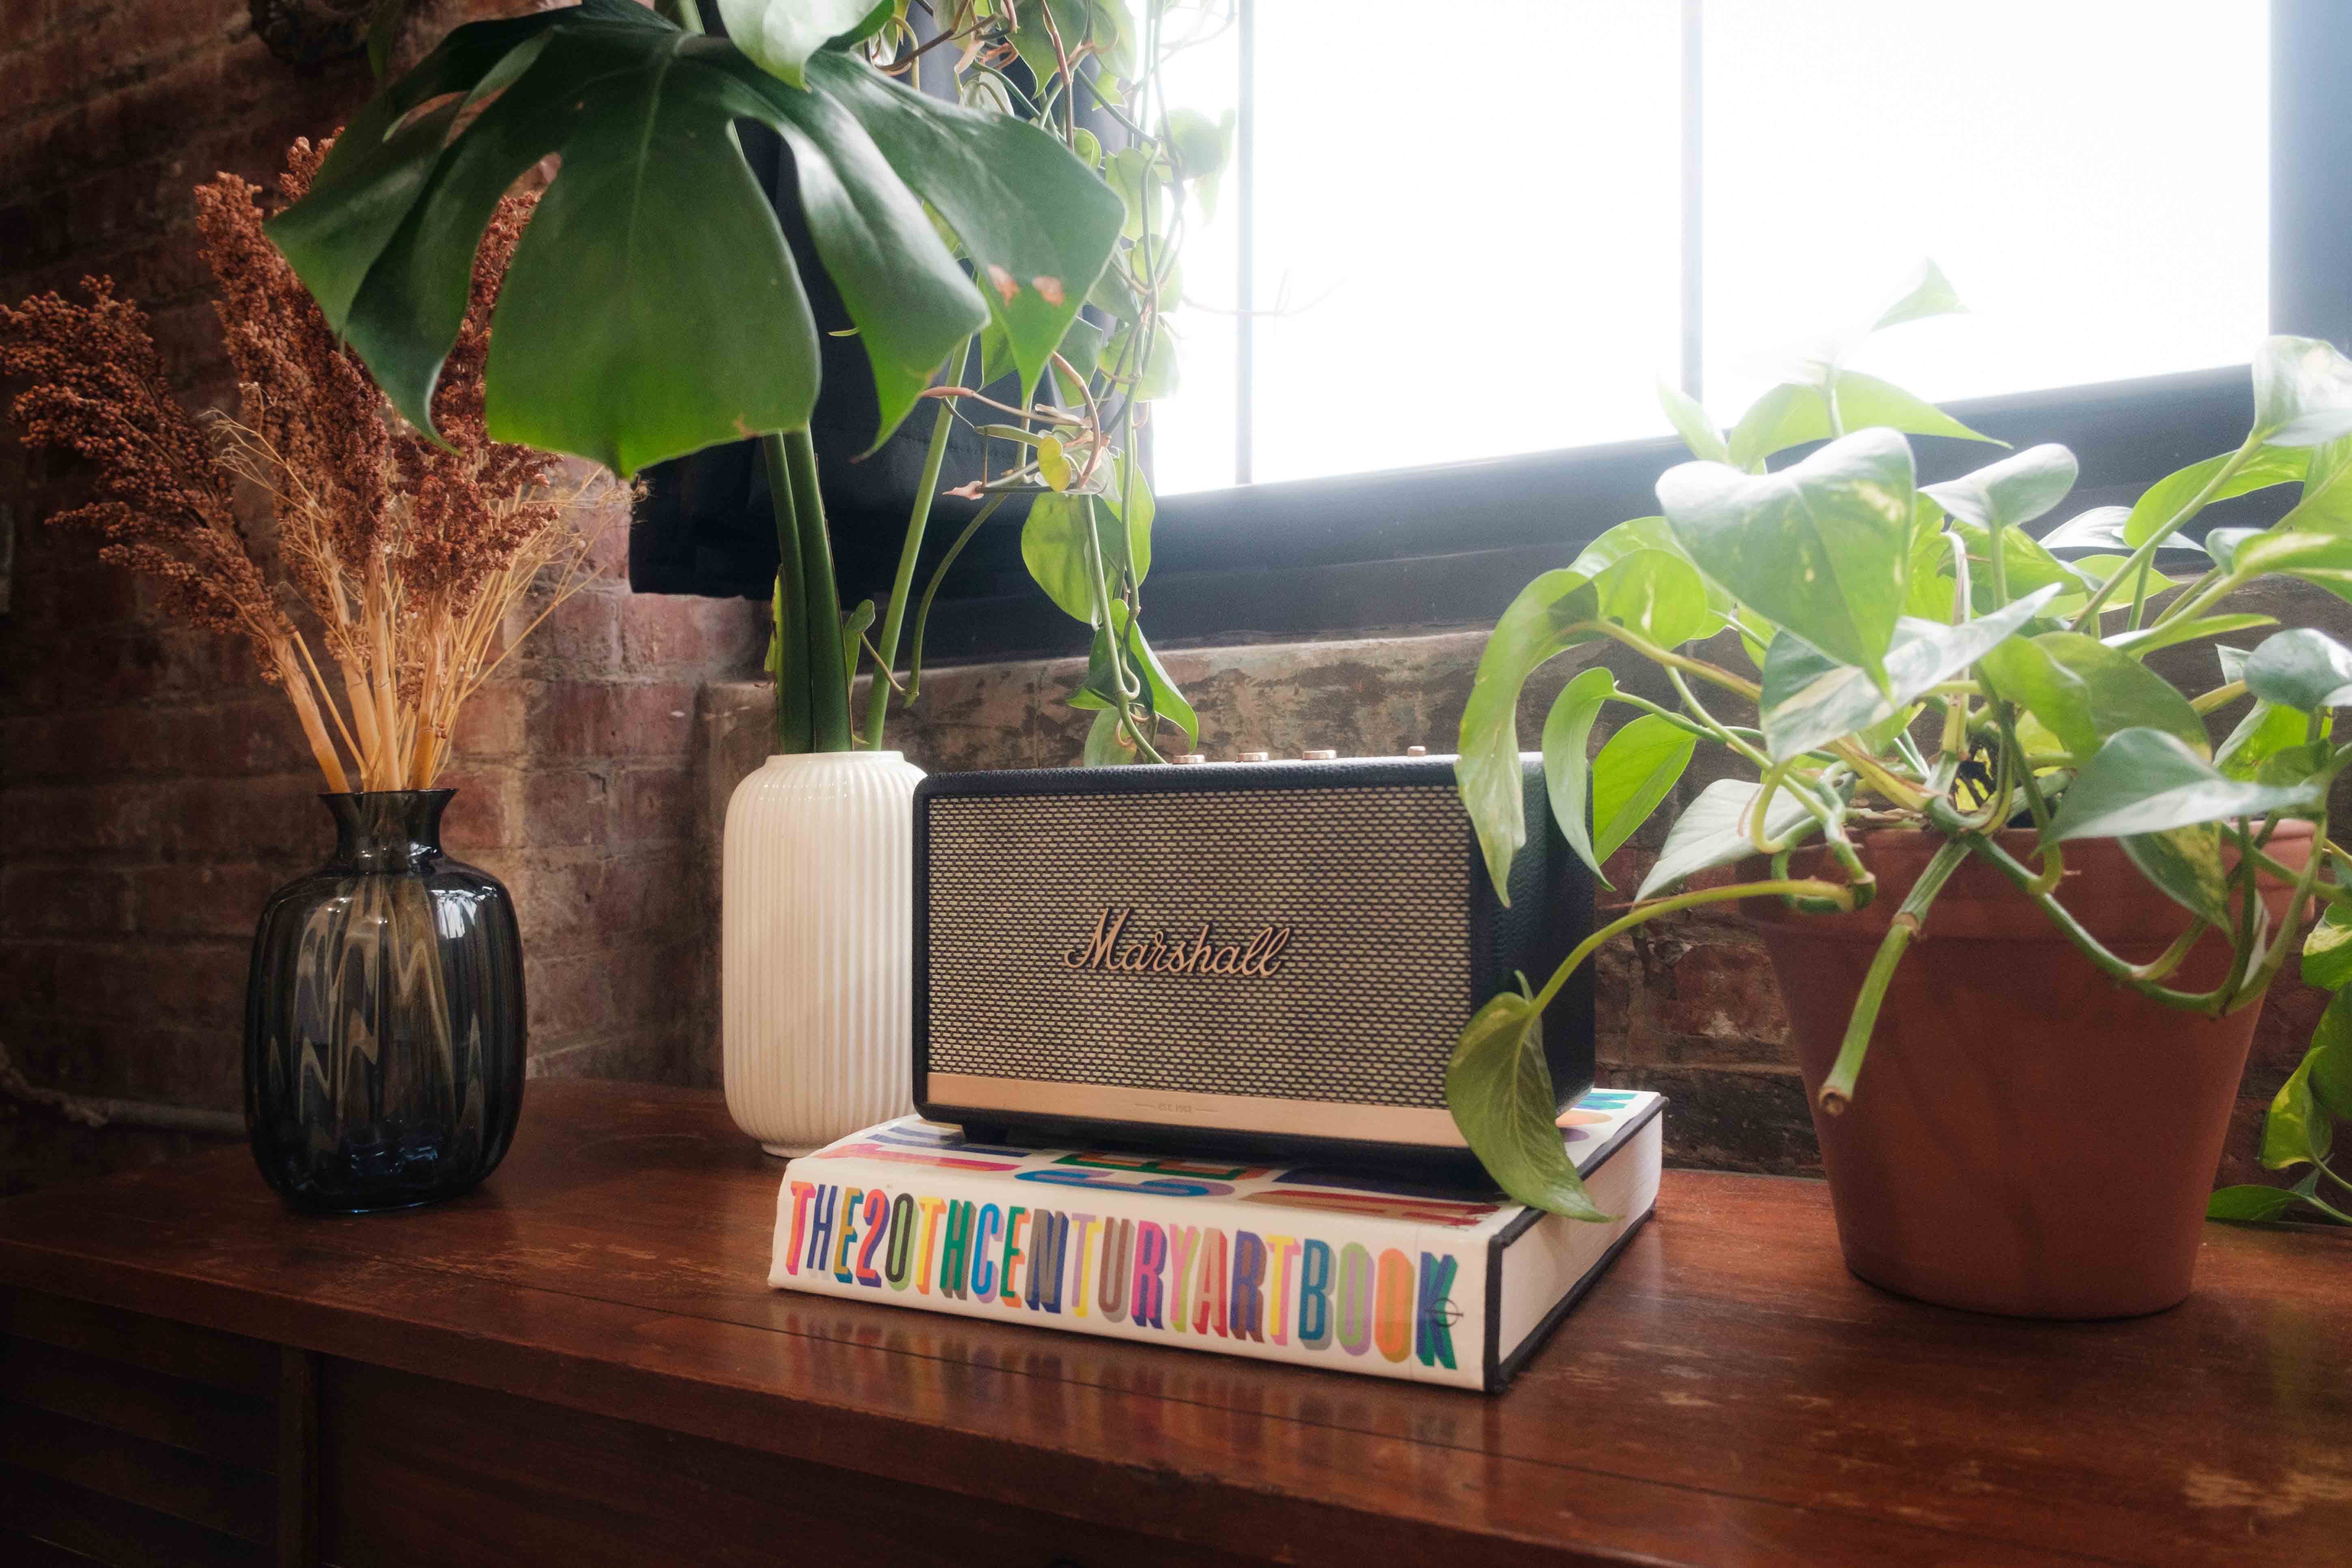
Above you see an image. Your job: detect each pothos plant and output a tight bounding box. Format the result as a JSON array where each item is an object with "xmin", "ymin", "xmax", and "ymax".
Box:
[
  {"xmin": 267, "ymin": 0, "xmax": 1229, "ymax": 763},
  {"xmin": 1442, "ymin": 265, "xmax": 2352, "ymax": 1226}
]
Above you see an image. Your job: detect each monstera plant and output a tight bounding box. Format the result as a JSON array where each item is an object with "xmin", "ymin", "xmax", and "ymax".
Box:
[
  {"xmin": 1448, "ymin": 267, "xmax": 2352, "ymax": 1317},
  {"xmin": 271, "ymin": 0, "xmax": 1219, "ymax": 760},
  {"xmin": 267, "ymin": 0, "xmax": 1229, "ymax": 1156}
]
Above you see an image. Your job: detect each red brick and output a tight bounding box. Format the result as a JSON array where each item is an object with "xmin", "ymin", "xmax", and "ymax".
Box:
[
  {"xmin": 521, "ymin": 766, "xmax": 611, "ymax": 846},
  {"xmin": 525, "ymin": 588, "xmax": 620, "ymax": 673},
  {"xmin": 528, "ymin": 951, "xmax": 617, "ymax": 1039},
  {"xmin": 1653, "ymin": 935, "xmax": 1788, "ymax": 1051},
  {"xmin": 606, "ymin": 940, "xmax": 697, "ymax": 1030},
  {"xmin": 157, "ymin": 696, "xmax": 317, "ymax": 779},
  {"xmin": 449, "ymin": 681, "xmax": 525, "ymax": 760},
  {"xmin": 34, "ymin": 937, "xmax": 246, "ymax": 1031},
  {"xmin": 526, "ymin": 680, "xmax": 695, "ymax": 760},
  {"xmin": 0, "ymin": 940, "xmax": 65, "ymax": 1012},
  {"xmin": 617, "ymin": 591, "xmax": 706, "ymax": 675},
  {"xmin": 0, "ymin": 865, "xmax": 134, "ymax": 937},
  {"xmin": 437, "ymin": 766, "xmax": 520, "ymax": 855},
  {"xmin": 617, "ymin": 767, "xmax": 692, "ymax": 844},
  {"xmin": 112, "ymin": 1017, "xmax": 242, "ymax": 1113},
  {"xmin": 129, "ymin": 861, "xmax": 281, "ymax": 938},
  {"xmin": 0, "ymin": 781, "xmax": 160, "ymax": 856},
  {"xmin": 153, "ymin": 773, "xmax": 332, "ymax": 862}
]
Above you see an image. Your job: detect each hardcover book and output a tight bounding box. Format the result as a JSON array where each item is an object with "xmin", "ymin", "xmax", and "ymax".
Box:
[{"xmin": 768, "ymin": 1090, "xmax": 1664, "ymax": 1391}]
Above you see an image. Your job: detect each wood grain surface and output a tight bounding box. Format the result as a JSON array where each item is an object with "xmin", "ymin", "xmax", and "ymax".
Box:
[{"xmin": 0, "ymin": 1080, "xmax": 2343, "ymax": 1568}]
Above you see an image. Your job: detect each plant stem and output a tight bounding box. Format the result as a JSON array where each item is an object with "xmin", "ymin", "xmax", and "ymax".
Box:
[
  {"xmin": 1954, "ymin": 826, "xmax": 2230, "ymax": 1011},
  {"xmin": 1816, "ymin": 836, "xmax": 1970, "ymax": 1114},
  {"xmin": 2151, "ymin": 567, "xmax": 2224, "ymax": 628},
  {"xmin": 2226, "ymin": 802, "xmax": 2329, "ymax": 1012},
  {"xmin": 862, "ymin": 382, "xmax": 964, "ymax": 749},
  {"xmin": 780, "ymin": 427, "xmax": 853, "ymax": 752},
  {"xmin": 760, "ymin": 435, "xmax": 814, "ymax": 755},
  {"xmin": 1606, "ymin": 688, "xmax": 1760, "ymax": 745},
  {"xmin": 1596, "ymin": 622, "xmax": 1761, "ymax": 701},
  {"xmin": 1528, "ymin": 878, "xmax": 1860, "ymax": 1016},
  {"xmin": 2192, "ymin": 680, "xmax": 2248, "ymax": 716},
  {"xmin": 2071, "ymin": 436, "xmax": 2257, "ymax": 630},
  {"xmin": 904, "ymin": 494, "xmax": 1007, "ymax": 703}
]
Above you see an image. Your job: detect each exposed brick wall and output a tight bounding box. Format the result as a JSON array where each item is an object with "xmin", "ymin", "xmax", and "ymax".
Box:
[{"xmin": 0, "ymin": 1, "xmax": 763, "ymax": 1192}]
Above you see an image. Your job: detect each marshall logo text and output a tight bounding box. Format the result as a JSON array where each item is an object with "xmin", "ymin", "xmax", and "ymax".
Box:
[{"xmin": 1063, "ymin": 907, "xmax": 1292, "ymax": 977}]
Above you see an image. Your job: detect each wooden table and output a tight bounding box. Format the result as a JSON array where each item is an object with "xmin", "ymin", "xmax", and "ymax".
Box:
[{"xmin": 0, "ymin": 1080, "xmax": 2343, "ymax": 1568}]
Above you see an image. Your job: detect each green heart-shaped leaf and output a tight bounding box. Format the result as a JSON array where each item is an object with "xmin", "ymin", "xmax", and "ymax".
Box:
[
  {"xmin": 2217, "ymin": 697, "xmax": 2312, "ymax": 782},
  {"xmin": 1540, "ymin": 666, "xmax": 1617, "ymax": 884},
  {"xmin": 1759, "ymin": 587, "xmax": 2058, "ymax": 761},
  {"xmin": 2207, "ymin": 1179, "xmax": 2318, "ymax": 1222},
  {"xmin": 1657, "ymin": 379, "xmax": 1729, "ymax": 463},
  {"xmin": 1723, "ymin": 371, "xmax": 1998, "ymax": 473},
  {"xmin": 718, "ymin": 0, "xmax": 887, "ymax": 87},
  {"xmin": 1022, "ymin": 492, "xmax": 1125, "ymax": 624},
  {"xmin": 2119, "ymin": 824, "xmax": 2230, "ymax": 926},
  {"xmin": 1870, "ymin": 259, "xmax": 1967, "ymax": 332},
  {"xmin": 1591, "ymin": 715, "xmax": 1696, "ymax": 869},
  {"xmin": 2309, "ymin": 988, "xmax": 2352, "ymax": 1119},
  {"xmin": 1659, "ymin": 427, "xmax": 1917, "ymax": 693},
  {"xmin": 1979, "ymin": 632, "xmax": 2208, "ymax": 760},
  {"xmin": 2102, "ymin": 614, "xmax": 2275, "ymax": 659},
  {"xmin": 2253, "ymin": 335, "xmax": 2352, "ymax": 447},
  {"xmin": 2044, "ymin": 728, "xmax": 2318, "ymax": 844},
  {"xmin": 1446, "ymin": 988, "xmax": 1611, "ymax": 1222},
  {"xmin": 2302, "ymin": 902, "xmax": 2352, "ymax": 991},
  {"xmin": 2122, "ymin": 446, "xmax": 2307, "ymax": 547},
  {"xmin": 1922, "ymin": 443, "xmax": 2078, "ymax": 533},
  {"xmin": 2260, "ymin": 1053, "xmax": 2332, "ymax": 1170},
  {"xmin": 2214, "ymin": 523, "xmax": 2352, "ymax": 604},
  {"xmin": 2039, "ymin": 505, "xmax": 2134, "ymax": 552},
  {"xmin": 2242, "ymin": 627, "xmax": 2352, "ymax": 712},
  {"xmin": 1585, "ymin": 548, "xmax": 1719, "ymax": 649},
  {"xmin": 1637, "ymin": 778, "xmax": 1820, "ymax": 900},
  {"xmin": 1459, "ymin": 571, "xmax": 1603, "ymax": 900}
]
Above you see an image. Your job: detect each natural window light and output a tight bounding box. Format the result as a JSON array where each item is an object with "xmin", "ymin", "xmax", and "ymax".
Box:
[{"xmin": 1151, "ymin": 0, "xmax": 2271, "ymax": 496}]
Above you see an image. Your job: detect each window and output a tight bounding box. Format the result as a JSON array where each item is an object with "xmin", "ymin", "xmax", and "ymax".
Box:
[
  {"xmin": 1152, "ymin": 1, "xmax": 2273, "ymax": 496},
  {"xmin": 634, "ymin": 3, "xmax": 2350, "ymax": 661}
]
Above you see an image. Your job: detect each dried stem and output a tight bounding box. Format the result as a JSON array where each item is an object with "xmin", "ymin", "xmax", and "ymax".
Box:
[{"xmin": 0, "ymin": 137, "xmax": 614, "ymax": 795}]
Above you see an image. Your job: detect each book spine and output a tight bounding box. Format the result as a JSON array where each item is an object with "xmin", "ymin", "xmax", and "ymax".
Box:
[{"xmin": 770, "ymin": 1153, "xmax": 1490, "ymax": 1389}]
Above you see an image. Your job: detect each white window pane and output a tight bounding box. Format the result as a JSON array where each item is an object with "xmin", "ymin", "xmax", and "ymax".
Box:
[
  {"xmin": 1240, "ymin": 1, "xmax": 1683, "ymax": 486},
  {"xmin": 1149, "ymin": 8, "xmax": 1244, "ymax": 496},
  {"xmin": 1701, "ymin": 1, "xmax": 2268, "ymax": 416}
]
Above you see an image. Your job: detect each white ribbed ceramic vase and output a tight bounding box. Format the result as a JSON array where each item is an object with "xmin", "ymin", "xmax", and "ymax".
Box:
[{"xmin": 722, "ymin": 751, "xmax": 924, "ymax": 1156}]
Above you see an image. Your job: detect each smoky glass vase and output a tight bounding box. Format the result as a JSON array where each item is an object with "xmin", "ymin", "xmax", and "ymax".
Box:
[{"xmin": 244, "ymin": 790, "xmax": 525, "ymax": 1213}]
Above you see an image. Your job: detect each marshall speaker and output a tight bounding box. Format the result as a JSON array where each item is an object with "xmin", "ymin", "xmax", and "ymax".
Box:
[{"xmin": 912, "ymin": 753, "xmax": 1595, "ymax": 1164}]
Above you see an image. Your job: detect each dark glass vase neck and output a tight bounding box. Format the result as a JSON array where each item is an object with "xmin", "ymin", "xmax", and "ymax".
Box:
[{"xmin": 323, "ymin": 790, "xmax": 454, "ymax": 873}]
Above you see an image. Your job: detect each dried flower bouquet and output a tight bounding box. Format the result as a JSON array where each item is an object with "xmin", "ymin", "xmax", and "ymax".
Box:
[{"xmin": 0, "ymin": 137, "xmax": 608, "ymax": 794}]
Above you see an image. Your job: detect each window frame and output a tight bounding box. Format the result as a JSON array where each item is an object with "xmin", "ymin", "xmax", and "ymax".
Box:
[{"xmin": 634, "ymin": 3, "xmax": 2352, "ymax": 666}]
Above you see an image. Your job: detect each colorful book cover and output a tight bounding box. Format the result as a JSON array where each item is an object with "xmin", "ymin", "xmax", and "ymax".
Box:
[{"xmin": 769, "ymin": 1089, "xmax": 1664, "ymax": 1391}]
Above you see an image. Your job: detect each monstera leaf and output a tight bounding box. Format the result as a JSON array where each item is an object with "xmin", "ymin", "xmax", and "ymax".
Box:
[{"xmin": 266, "ymin": 0, "xmax": 1121, "ymax": 474}]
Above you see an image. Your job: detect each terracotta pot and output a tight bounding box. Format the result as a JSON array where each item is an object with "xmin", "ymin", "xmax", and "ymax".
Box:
[{"xmin": 1745, "ymin": 823, "xmax": 2312, "ymax": 1319}]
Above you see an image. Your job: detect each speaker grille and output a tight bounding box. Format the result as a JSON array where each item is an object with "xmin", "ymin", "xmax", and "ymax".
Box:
[{"xmin": 924, "ymin": 786, "xmax": 1472, "ymax": 1107}]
